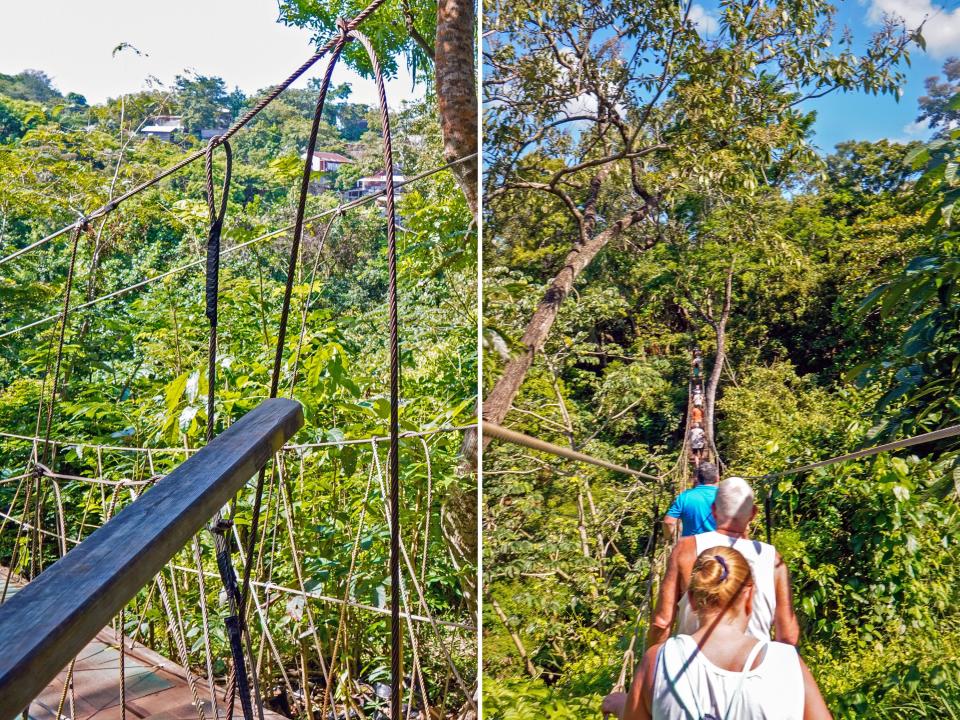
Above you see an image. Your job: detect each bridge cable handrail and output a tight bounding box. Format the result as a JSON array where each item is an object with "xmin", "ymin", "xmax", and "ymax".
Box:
[
  {"xmin": 482, "ymin": 420, "xmax": 662, "ymax": 481},
  {"xmin": 741, "ymin": 423, "xmax": 960, "ymax": 483}
]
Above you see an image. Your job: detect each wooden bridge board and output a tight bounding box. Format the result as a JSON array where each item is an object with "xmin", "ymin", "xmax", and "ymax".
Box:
[{"xmin": 3, "ymin": 567, "xmax": 287, "ymax": 720}]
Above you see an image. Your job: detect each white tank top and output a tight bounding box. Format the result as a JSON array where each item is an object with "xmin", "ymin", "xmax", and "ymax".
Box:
[
  {"xmin": 677, "ymin": 532, "xmax": 777, "ymax": 641},
  {"xmin": 653, "ymin": 635, "xmax": 804, "ymax": 720}
]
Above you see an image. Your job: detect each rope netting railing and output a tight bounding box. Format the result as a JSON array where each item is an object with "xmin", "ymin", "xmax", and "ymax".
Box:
[
  {"xmin": 0, "ymin": 425, "xmax": 476, "ymax": 719},
  {"xmin": 1, "ymin": 0, "xmax": 478, "ymax": 717}
]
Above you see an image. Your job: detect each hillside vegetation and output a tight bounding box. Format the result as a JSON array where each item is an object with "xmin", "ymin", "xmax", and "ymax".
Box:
[{"xmin": 0, "ymin": 62, "xmax": 476, "ymax": 716}]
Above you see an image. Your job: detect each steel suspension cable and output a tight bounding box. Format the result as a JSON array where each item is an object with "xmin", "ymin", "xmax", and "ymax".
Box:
[
  {"xmin": 347, "ymin": 29, "xmax": 404, "ymax": 720},
  {"xmin": 742, "ymin": 423, "xmax": 960, "ymax": 481},
  {"xmin": 482, "ymin": 420, "xmax": 661, "ymax": 480},
  {"xmin": 0, "ymin": 154, "xmax": 476, "ymax": 341},
  {"xmin": 236, "ymin": 25, "xmax": 350, "ymax": 646}
]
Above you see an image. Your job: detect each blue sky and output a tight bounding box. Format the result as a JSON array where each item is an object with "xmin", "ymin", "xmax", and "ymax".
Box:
[
  {"xmin": 1, "ymin": 0, "xmax": 955, "ymax": 153},
  {"xmin": 686, "ymin": 0, "xmax": 958, "ymax": 152},
  {"xmin": 801, "ymin": 0, "xmax": 956, "ymax": 152},
  {"xmin": 685, "ymin": 0, "xmax": 959, "ymax": 152},
  {"xmin": 0, "ymin": 0, "xmax": 423, "ymax": 108}
]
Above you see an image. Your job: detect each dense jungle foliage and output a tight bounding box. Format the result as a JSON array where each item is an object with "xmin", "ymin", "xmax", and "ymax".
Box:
[
  {"xmin": 482, "ymin": 0, "xmax": 960, "ymax": 714},
  {"xmin": 0, "ymin": 53, "xmax": 476, "ymax": 717}
]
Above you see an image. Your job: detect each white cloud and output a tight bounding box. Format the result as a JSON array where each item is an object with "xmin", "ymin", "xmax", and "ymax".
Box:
[
  {"xmin": 867, "ymin": 0, "xmax": 960, "ymax": 57},
  {"xmin": 889, "ymin": 118, "xmax": 933, "ymax": 143},
  {"xmin": 902, "ymin": 119, "xmax": 930, "ymax": 137},
  {"xmin": 689, "ymin": 4, "xmax": 720, "ymax": 35},
  {"xmin": 563, "ymin": 92, "xmax": 599, "ymax": 117}
]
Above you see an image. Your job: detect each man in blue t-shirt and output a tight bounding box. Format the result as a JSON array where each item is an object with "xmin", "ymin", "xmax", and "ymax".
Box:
[{"xmin": 663, "ymin": 462, "xmax": 719, "ymax": 539}]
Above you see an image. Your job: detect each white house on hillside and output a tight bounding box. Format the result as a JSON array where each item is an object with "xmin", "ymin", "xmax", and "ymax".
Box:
[
  {"xmin": 345, "ymin": 170, "xmax": 406, "ymax": 201},
  {"xmin": 140, "ymin": 115, "xmax": 183, "ymax": 142},
  {"xmin": 141, "ymin": 115, "xmax": 231, "ymax": 142},
  {"xmin": 304, "ymin": 151, "xmax": 353, "ymax": 173}
]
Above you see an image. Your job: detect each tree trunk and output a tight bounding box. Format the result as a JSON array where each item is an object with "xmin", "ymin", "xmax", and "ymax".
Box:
[
  {"xmin": 704, "ymin": 265, "xmax": 733, "ymax": 466},
  {"xmin": 435, "ymin": 0, "xmax": 477, "ymax": 216},
  {"xmin": 440, "ymin": 475, "xmax": 477, "ymax": 619},
  {"xmin": 433, "ymin": 0, "xmax": 479, "ymax": 624},
  {"xmin": 481, "ymin": 208, "xmax": 650, "ymax": 447},
  {"xmin": 490, "ymin": 598, "xmax": 538, "ymax": 678}
]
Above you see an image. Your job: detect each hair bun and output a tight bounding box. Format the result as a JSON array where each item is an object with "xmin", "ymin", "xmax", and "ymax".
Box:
[
  {"xmin": 713, "ymin": 554, "xmax": 729, "ymax": 581},
  {"xmin": 689, "ymin": 546, "xmax": 753, "ymax": 613}
]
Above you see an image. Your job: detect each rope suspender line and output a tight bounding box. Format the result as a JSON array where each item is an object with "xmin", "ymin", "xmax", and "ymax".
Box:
[
  {"xmin": 482, "ymin": 420, "xmax": 661, "ymax": 481},
  {"xmin": 39, "ymin": 220, "xmax": 87, "ymax": 467}
]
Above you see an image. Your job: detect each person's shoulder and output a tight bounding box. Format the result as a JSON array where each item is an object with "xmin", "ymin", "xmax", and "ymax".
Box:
[
  {"xmin": 764, "ymin": 641, "xmax": 802, "ymax": 667},
  {"xmin": 674, "ymin": 535, "xmax": 697, "ymax": 564},
  {"xmin": 639, "ymin": 642, "xmax": 664, "ymax": 687}
]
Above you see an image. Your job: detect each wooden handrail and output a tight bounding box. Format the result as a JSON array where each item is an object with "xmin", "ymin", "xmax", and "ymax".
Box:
[{"xmin": 0, "ymin": 398, "xmax": 304, "ymax": 719}]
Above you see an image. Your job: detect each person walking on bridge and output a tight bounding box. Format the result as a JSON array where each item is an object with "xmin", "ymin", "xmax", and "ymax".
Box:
[
  {"xmin": 601, "ymin": 545, "xmax": 830, "ymax": 720},
  {"xmin": 689, "ymin": 422, "xmax": 705, "ymax": 464},
  {"xmin": 663, "ymin": 462, "xmax": 719, "ymax": 541},
  {"xmin": 692, "ymin": 385, "xmax": 704, "ymax": 408},
  {"xmin": 690, "ymin": 404, "xmax": 704, "ymax": 426},
  {"xmin": 650, "ymin": 477, "xmax": 800, "ymax": 647}
]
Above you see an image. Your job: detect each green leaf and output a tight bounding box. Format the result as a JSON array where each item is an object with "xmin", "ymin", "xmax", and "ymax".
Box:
[{"xmin": 165, "ymin": 372, "xmax": 189, "ymax": 412}]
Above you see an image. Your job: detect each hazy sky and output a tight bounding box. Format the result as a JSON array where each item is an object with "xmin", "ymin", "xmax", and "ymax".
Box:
[{"xmin": 0, "ymin": 0, "xmax": 423, "ymax": 107}]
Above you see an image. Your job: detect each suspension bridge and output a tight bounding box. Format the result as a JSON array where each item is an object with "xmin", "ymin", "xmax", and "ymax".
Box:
[
  {"xmin": 482, "ymin": 349, "xmax": 960, "ymax": 692},
  {"xmin": 0, "ymin": 0, "xmax": 478, "ymax": 717}
]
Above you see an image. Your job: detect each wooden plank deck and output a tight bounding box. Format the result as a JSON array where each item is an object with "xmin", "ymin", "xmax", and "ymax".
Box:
[{"xmin": 3, "ymin": 570, "xmax": 287, "ymax": 720}]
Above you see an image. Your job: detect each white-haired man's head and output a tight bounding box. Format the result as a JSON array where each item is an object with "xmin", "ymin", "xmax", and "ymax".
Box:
[{"xmin": 712, "ymin": 476, "xmax": 756, "ymax": 529}]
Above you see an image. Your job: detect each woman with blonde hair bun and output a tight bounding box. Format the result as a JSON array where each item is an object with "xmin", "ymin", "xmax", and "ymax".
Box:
[{"xmin": 602, "ymin": 546, "xmax": 831, "ymax": 720}]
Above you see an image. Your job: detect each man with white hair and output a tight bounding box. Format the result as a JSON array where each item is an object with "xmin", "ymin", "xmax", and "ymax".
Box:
[{"xmin": 647, "ymin": 476, "xmax": 800, "ymax": 646}]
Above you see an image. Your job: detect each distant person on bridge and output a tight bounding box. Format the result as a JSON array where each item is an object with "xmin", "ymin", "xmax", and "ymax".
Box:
[
  {"xmin": 693, "ymin": 386, "xmax": 704, "ymax": 408},
  {"xmin": 601, "ymin": 545, "xmax": 830, "ymax": 720},
  {"xmin": 690, "ymin": 404, "xmax": 704, "ymax": 425},
  {"xmin": 663, "ymin": 461, "xmax": 719, "ymax": 540},
  {"xmin": 689, "ymin": 422, "xmax": 705, "ymax": 463},
  {"xmin": 650, "ymin": 477, "xmax": 800, "ymax": 648},
  {"xmin": 692, "ymin": 349, "xmax": 703, "ymax": 379}
]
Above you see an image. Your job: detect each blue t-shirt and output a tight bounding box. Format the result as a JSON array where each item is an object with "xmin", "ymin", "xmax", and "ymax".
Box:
[{"xmin": 666, "ymin": 484, "xmax": 718, "ymax": 536}]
